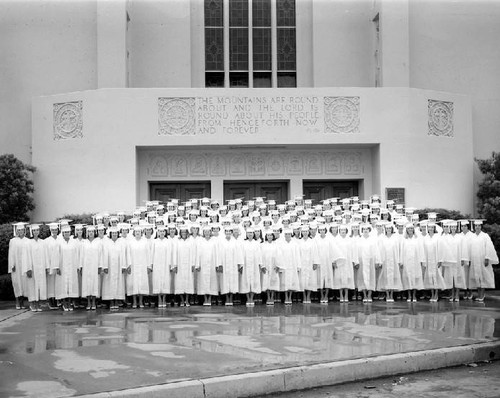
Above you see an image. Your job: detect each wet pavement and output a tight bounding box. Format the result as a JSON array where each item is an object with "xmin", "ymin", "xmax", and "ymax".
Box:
[{"xmin": 0, "ymin": 297, "xmax": 499, "ymax": 397}]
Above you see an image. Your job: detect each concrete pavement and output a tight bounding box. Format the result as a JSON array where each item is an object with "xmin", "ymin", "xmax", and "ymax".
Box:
[{"xmin": 0, "ymin": 295, "xmax": 499, "ymax": 398}]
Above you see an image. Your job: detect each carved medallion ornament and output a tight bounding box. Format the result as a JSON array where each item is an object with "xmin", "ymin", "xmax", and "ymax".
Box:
[
  {"xmin": 53, "ymin": 101, "xmax": 83, "ymax": 140},
  {"xmin": 158, "ymin": 97, "xmax": 196, "ymax": 135},
  {"xmin": 324, "ymin": 96, "xmax": 360, "ymax": 134},
  {"xmin": 428, "ymin": 100, "xmax": 453, "ymax": 137}
]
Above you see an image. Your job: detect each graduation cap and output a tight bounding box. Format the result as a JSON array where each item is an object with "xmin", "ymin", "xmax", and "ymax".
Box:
[{"xmin": 12, "ymin": 222, "xmax": 27, "ymax": 236}]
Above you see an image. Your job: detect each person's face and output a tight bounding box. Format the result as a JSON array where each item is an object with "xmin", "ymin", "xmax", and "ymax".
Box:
[
  {"xmin": 225, "ymin": 230, "xmax": 232, "ymax": 240},
  {"xmin": 246, "ymin": 231, "xmax": 254, "ymax": 240},
  {"xmin": 203, "ymin": 229, "xmax": 211, "ymax": 238},
  {"xmin": 88, "ymin": 230, "xmax": 95, "ymax": 239},
  {"xmin": 254, "ymin": 230, "xmax": 261, "ymax": 239},
  {"xmin": 233, "ymin": 229, "xmax": 240, "ymax": 239},
  {"xmin": 450, "ymin": 225, "xmax": 457, "ymax": 234},
  {"xmin": 285, "ymin": 233, "xmax": 292, "ymax": 242},
  {"xmin": 145, "ymin": 229, "xmax": 153, "ymax": 238},
  {"xmin": 17, "ymin": 228, "xmax": 26, "ymax": 238},
  {"xmin": 462, "ymin": 225, "xmax": 469, "ymax": 233},
  {"xmin": 340, "ymin": 229, "xmax": 347, "ymax": 238},
  {"xmin": 406, "ymin": 227, "xmax": 414, "ymax": 237},
  {"xmin": 319, "ymin": 229, "xmax": 326, "ymax": 237},
  {"xmin": 428, "ymin": 226, "xmax": 435, "ymax": 235},
  {"xmin": 385, "ymin": 227, "xmax": 393, "ymax": 237},
  {"xmin": 32, "ymin": 229, "xmax": 39, "ymax": 239},
  {"xmin": 51, "ymin": 228, "xmax": 59, "ymax": 237},
  {"xmin": 158, "ymin": 230, "xmax": 166, "ymax": 239},
  {"xmin": 63, "ymin": 230, "xmax": 71, "ymax": 240},
  {"xmin": 76, "ymin": 229, "xmax": 83, "ymax": 238},
  {"xmin": 397, "ymin": 225, "xmax": 404, "ymax": 234},
  {"xmin": 180, "ymin": 230, "xmax": 188, "ymax": 239},
  {"xmin": 134, "ymin": 230, "xmax": 142, "ymax": 238},
  {"xmin": 98, "ymin": 229, "xmax": 105, "ymax": 238},
  {"xmin": 111, "ymin": 231, "xmax": 119, "ymax": 241},
  {"xmin": 475, "ymin": 224, "xmax": 482, "ymax": 233},
  {"xmin": 122, "ymin": 229, "xmax": 129, "ymax": 237}
]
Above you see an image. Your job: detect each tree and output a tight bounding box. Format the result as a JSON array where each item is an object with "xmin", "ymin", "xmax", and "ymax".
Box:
[
  {"xmin": 476, "ymin": 151, "xmax": 500, "ymax": 254},
  {"xmin": 0, "ymin": 154, "xmax": 36, "ymax": 224}
]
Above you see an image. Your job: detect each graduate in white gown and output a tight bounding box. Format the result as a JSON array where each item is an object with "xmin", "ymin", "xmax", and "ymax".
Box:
[
  {"xmin": 334, "ymin": 224, "xmax": 358, "ymax": 303},
  {"xmin": 127, "ymin": 226, "xmax": 151, "ymax": 308},
  {"xmin": 196, "ymin": 226, "xmax": 219, "ymax": 305},
  {"xmin": 44, "ymin": 223, "xmax": 60, "ymax": 309},
  {"xmin": 240, "ymin": 228, "xmax": 262, "ymax": 306},
  {"xmin": 8, "ymin": 223, "xmax": 31, "ymax": 310},
  {"xmin": 28, "ymin": 224, "xmax": 47, "ymax": 311},
  {"xmin": 102, "ymin": 227, "xmax": 127, "ymax": 309},
  {"xmin": 80, "ymin": 226, "xmax": 102, "ymax": 310},
  {"xmin": 218, "ymin": 226, "xmax": 243, "ymax": 306},
  {"xmin": 467, "ymin": 220, "xmax": 498, "ymax": 301},
  {"xmin": 377, "ymin": 224, "xmax": 403, "ymax": 302},
  {"xmin": 422, "ymin": 223, "xmax": 448, "ymax": 302},
  {"xmin": 175, "ymin": 226, "xmax": 195, "ymax": 306},
  {"xmin": 56, "ymin": 225, "xmax": 80, "ymax": 311},
  {"xmin": 298, "ymin": 225, "xmax": 319, "ymax": 304},
  {"xmin": 276, "ymin": 228, "xmax": 301, "ymax": 305},
  {"xmin": 356, "ymin": 224, "xmax": 381, "ymax": 303},
  {"xmin": 151, "ymin": 225, "xmax": 175, "ymax": 308},
  {"xmin": 441, "ymin": 221, "xmax": 467, "ymax": 301},
  {"xmin": 400, "ymin": 224, "xmax": 425, "ymax": 302}
]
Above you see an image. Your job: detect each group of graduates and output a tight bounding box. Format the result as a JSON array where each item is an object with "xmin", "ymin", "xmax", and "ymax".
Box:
[{"xmin": 8, "ymin": 195, "xmax": 499, "ymax": 312}]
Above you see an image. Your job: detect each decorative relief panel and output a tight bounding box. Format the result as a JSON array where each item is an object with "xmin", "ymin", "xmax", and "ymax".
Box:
[
  {"xmin": 145, "ymin": 150, "xmax": 365, "ymax": 178},
  {"xmin": 190, "ymin": 154, "xmax": 208, "ymax": 176},
  {"xmin": 53, "ymin": 101, "xmax": 83, "ymax": 140},
  {"xmin": 229, "ymin": 155, "xmax": 246, "ymax": 176},
  {"xmin": 305, "ymin": 153, "xmax": 322, "ymax": 175},
  {"xmin": 428, "ymin": 99, "xmax": 453, "ymax": 137},
  {"xmin": 267, "ymin": 154, "xmax": 285, "ymax": 176},
  {"xmin": 158, "ymin": 97, "xmax": 196, "ymax": 136},
  {"xmin": 171, "ymin": 155, "xmax": 188, "ymax": 177},
  {"xmin": 342, "ymin": 152, "xmax": 363, "ymax": 175},
  {"xmin": 148, "ymin": 155, "xmax": 168, "ymax": 176},
  {"xmin": 324, "ymin": 152, "xmax": 342, "ymax": 175},
  {"xmin": 286, "ymin": 154, "xmax": 304, "ymax": 175},
  {"xmin": 324, "ymin": 96, "xmax": 360, "ymax": 134},
  {"xmin": 210, "ymin": 155, "xmax": 226, "ymax": 176},
  {"xmin": 248, "ymin": 154, "xmax": 265, "ymax": 176}
]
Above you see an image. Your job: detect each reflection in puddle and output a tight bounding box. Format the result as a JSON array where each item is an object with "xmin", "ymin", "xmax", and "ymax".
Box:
[{"xmin": 9, "ymin": 303, "xmax": 498, "ymax": 364}]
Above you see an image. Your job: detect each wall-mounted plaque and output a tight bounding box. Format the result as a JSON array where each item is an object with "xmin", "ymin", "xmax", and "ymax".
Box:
[{"xmin": 386, "ymin": 187, "xmax": 405, "ymax": 205}]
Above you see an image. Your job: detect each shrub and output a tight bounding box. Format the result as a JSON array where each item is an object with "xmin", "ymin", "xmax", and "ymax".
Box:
[
  {"xmin": 60, "ymin": 213, "xmax": 94, "ymax": 225},
  {"xmin": 0, "ymin": 224, "xmax": 12, "ymax": 276},
  {"xmin": 476, "ymin": 152, "xmax": 500, "ymax": 254},
  {"xmin": 0, "ymin": 154, "xmax": 36, "ymax": 224},
  {"xmin": 413, "ymin": 208, "xmax": 471, "ymax": 221}
]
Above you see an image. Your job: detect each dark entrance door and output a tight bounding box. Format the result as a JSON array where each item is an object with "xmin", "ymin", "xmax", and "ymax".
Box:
[
  {"xmin": 224, "ymin": 181, "xmax": 288, "ymax": 203},
  {"xmin": 150, "ymin": 182, "xmax": 211, "ymax": 203},
  {"xmin": 303, "ymin": 180, "xmax": 359, "ymax": 203}
]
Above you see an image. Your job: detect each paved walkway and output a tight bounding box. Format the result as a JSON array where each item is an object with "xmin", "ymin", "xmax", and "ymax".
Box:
[{"xmin": 0, "ymin": 294, "xmax": 499, "ymax": 397}]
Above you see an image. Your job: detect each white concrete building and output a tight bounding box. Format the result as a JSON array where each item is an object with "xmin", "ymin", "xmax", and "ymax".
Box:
[{"xmin": 2, "ymin": 0, "xmax": 499, "ymax": 221}]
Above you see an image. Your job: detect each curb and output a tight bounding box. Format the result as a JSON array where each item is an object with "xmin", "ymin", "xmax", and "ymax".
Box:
[{"xmin": 76, "ymin": 341, "xmax": 500, "ymax": 398}]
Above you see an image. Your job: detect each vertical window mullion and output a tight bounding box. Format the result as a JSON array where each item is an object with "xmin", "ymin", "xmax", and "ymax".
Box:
[
  {"xmin": 271, "ymin": 0, "xmax": 277, "ymax": 88},
  {"xmin": 249, "ymin": 0, "xmax": 253, "ymax": 88}
]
